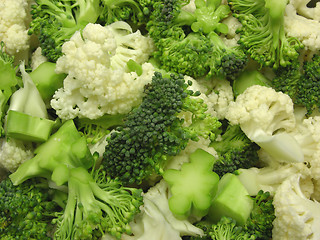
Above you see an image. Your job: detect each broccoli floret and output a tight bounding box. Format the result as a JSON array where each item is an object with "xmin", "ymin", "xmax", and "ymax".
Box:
[
  {"xmin": 210, "ymin": 124, "xmax": 260, "ymax": 177},
  {"xmin": 208, "ymin": 32, "xmax": 248, "ymax": 80},
  {"xmin": 244, "ymin": 190, "xmax": 275, "ymax": 240},
  {"xmin": 272, "ymin": 54, "xmax": 320, "ymax": 115},
  {"xmin": 0, "ymin": 178, "xmax": 59, "ymax": 239},
  {"xmin": 53, "ymin": 167, "xmax": 143, "ymax": 240},
  {"xmin": 0, "ymin": 42, "xmax": 18, "ymax": 137},
  {"xmin": 29, "ymin": 0, "xmax": 103, "ymax": 62},
  {"xmin": 228, "ymin": 0, "xmax": 303, "ymax": 69},
  {"xmin": 163, "ymin": 148, "xmax": 220, "ymax": 219},
  {"xmin": 147, "ymin": 0, "xmax": 242, "ymax": 78},
  {"xmin": 102, "ymin": 72, "xmax": 221, "ymax": 185}
]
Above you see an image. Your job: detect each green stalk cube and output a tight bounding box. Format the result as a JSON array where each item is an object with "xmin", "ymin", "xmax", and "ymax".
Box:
[
  {"xmin": 6, "ymin": 110, "xmax": 54, "ymax": 142},
  {"xmin": 208, "ymin": 173, "xmax": 253, "ymax": 225}
]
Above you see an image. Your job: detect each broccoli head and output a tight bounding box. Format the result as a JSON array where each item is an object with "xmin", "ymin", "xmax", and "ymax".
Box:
[
  {"xmin": 146, "ymin": 0, "xmax": 245, "ymax": 78},
  {"xmin": 102, "ymin": 72, "xmax": 221, "ymax": 185},
  {"xmin": 228, "ymin": 0, "xmax": 303, "ymax": 69},
  {"xmin": 210, "ymin": 123, "xmax": 260, "ymax": 177},
  {"xmin": 0, "ymin": 178, "xmax": 59, "ymax": 239}
]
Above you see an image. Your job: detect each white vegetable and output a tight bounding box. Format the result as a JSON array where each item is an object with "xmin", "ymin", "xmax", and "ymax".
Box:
[
  {"xmin": 225, "ymin": 85, "xmax": 303, "ymax": 163},
  {"xmin": 51, "ymin": 22, "xmax": 155, "ymax": 120},
  {"xmin": 273, "ymin": 174, "xmax": 320, "ymax": 240}
]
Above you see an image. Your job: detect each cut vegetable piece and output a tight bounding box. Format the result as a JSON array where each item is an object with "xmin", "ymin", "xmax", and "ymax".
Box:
[{"xmin": 208, "ymin": 173, "xmax": 253, "ymax": 225}]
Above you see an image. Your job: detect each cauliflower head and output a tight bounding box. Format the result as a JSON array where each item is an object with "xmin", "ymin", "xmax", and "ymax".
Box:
[
  {"xmin": 272, "ymin": 174, "xmax": 320, "ymax": 240},
  {"xmin": 51, "ymin": 22, "xmax": 155, "ymax": 120},
  {"xmin": 225, "ymin": 85, "xmax": 303, "ymax": 163},
  {"xmin": 0, "ymin": 0, "xmax": 30, "ymax": 56},
  {"xmin": 0, "ymin": 138, "xmax": 34, "ymax": 172}
]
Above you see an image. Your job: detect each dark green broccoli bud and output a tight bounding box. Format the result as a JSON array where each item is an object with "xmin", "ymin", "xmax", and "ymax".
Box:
[
  {"xmin": 295, "ymin": 54, "xmax": 320, "ymax": 115},
  {"xmin": 0, "ymin": 42, "xmax": 18, "ymax": 137},
  {"xmin": 53, "ymin": 167, "xmax": 143, "ymax": 240},
  {"xmin": 271, "ymin": 54, "xmax": 320, "ymax": 115},
  {"xmin": 228, "ymin": 0, "xmax": 304, "ymax": 69},
  {"xmin": 29, "ymin": 0, "xmax": 102, "ymax": 62},
  {"xmin": 210, "ymin": 124, "xmax": 260, "ymax": 177},
  {"xmin": 208, "ymin": 32, "xmax": 248, "ymax": 80},
  {"xmin": 244, "ymin": 190, "xmax": 275, "ymax": 240},
  {"xmin": 102, "ymin": 72, "xmax": 221, "ymax": 185},
  {"xmin": 0, "ymin": 178, "xmax": 59, "ymax": 239}
]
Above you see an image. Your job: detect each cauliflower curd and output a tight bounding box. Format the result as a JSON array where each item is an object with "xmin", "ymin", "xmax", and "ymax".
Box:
[{"xmin": 51, "ymin": 22, "xmax": 155, "ymax": 120}]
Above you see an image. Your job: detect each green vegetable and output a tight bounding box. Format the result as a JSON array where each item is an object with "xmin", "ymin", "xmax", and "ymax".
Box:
[
  {"xmin": 146, "ymin": 0, "xmax": 247, "ymax": 79},
  {"xmin": 208, "ymin": 173, "xmax": 253, "ymax": 226},
  {"xmin": 229, "ymin": 0, "xmax": 303, "ymax": 69},
  {"xmin": 163, "ymin": 148, "xmax": 219, "ymax": 219},
  {"xmin": 29, "ymin": 62, "xmax": 66, "ymax": 102},
  {"xmin": 272, "ymin": 54, "xmax": 320, "ymax": 115},
  {"xmin": 29, "ymin": 0, "xmax": 102, "ymax": 62},
  {"xmin": 232, "ymin": 70, "xmax": 271, "ymax": 97},
  {"xmin": 102, "ymin": 72, "xmax": 221, "ymax": 185},
  {"xmin": 210, "ymin": 124, "xmax": 260, "ymax": 177},
  {"xmin": 6, "ymin": 110, "xmax": 55, "ymax": 142},
  {"xmin": 0, "ymin": 178, "xmax": 59, "ymax": 239},
  {"xmin": 9, "ymin": 120, "xmax": 143, "ymax": 239},
  {"xmin": 0, "ymin": 42, "xmax": 17, "ymax": 137}
]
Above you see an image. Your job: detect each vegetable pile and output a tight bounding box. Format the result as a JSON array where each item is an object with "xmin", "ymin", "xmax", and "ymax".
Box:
[{"xmin": 0, "ymin": 0, "xmax": 320, "ymax": 239}]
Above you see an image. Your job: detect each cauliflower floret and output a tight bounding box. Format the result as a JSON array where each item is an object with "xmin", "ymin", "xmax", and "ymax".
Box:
[
  {"xmin": 119, "ymin": 180, "xmax": 204, "ymax": 240},
  {"xmin": 225, "ymin": 85, "xmax": 303, "ymax": 163},
  {"xmin": 0, "ymin": 0, "xmax": 31, "ymax": 56},
  {"xmin": 272, "ymin": 174, "xmax": 320, "ymax": 240},
  {"xmin": 284, "ymin": 3, "xmax": 320, "ymax": 52},
  {"xmin": 0, "ymin": 138, "xmax": 34, "ymax": 172},
  {"xmin": 51, "ymin": 22, "xmax": 155, "ymax": 120},
  {"xmin": 288, "ymin": 0, "xmax": 320, "ymax": 21}
]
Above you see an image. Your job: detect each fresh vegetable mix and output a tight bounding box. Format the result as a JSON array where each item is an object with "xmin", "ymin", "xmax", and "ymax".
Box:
[{"xmin": 0, "ymin": 0, "xmax": 320, "ymax": 239}]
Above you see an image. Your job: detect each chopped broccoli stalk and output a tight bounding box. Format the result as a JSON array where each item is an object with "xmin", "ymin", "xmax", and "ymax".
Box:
[
  {"xmin": 29, "ymin": 62, "xmax": 66, "ymax": 102},
  {"xmin": 208, "ymin": 173, "xmax": 253, "ymax": 226},
  {"xmin": 0, "ymin": 178, "xmax": 60, "ymax": 239},
  {"xmin": 9, "ymin": 120, "xmax": 94, "ymax": 186},
  {"xmin": 191, "ymin": 0, "xmax": 231, "ymax": 34},
  {"xmin": 233, "ymin": 70, "xmax": 271, "ymax": 97},
  {"xmin": 102, "ymin": 72, "xmax": 221, "ymax": 185},
  {"xmin": 210, "ymin": 124, "xmax": 260, "ymax": 177},
  {"xmin": 6, "ymin": 110, "xmax": 55, "ymax": 142},
  {"xmin": 228, "ymin": 0, "xmax": 303, "ymax": 69},
  {"xmin": 163, "ymin": 148, "xmax": 220, "ymax": 219}
]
